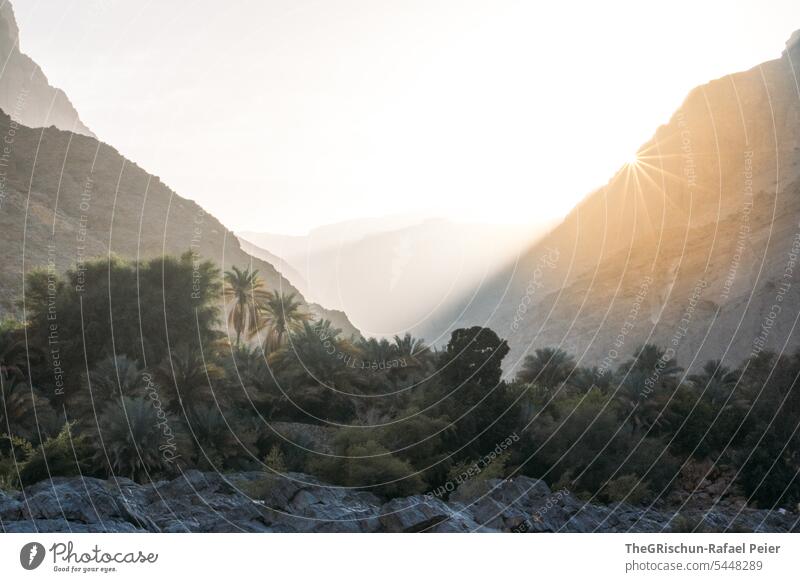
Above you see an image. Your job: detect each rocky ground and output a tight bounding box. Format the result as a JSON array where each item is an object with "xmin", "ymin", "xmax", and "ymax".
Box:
[{"xmin": 1, "ymin": 471, "xmax": 796, "ymax": 533}]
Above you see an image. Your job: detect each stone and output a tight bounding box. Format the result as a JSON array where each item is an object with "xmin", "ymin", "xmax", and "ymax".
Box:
[{"xmin": 0, "ymin": 471, "xmax": 797, "ymax": 533}]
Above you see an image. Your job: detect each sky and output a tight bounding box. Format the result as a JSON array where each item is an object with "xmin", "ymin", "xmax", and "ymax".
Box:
[{"xmin": 12, "ymin": 0, "xmax": 800, "ymax": 234}]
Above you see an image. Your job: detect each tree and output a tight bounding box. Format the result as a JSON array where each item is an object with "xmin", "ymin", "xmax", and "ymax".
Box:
[
  {"xmin": 287, "ymin": 320, "xmax": 360, "ymax": 385},
  {"xmin": 156, "ymin": 343, "xmax": 224, "ymax": 416},
  {"xmin": 223, "ymin": 266, "xmax": 270, "ymax": 347},
  {"xmin": 516, "ymin": 347, "xmax": 576, "ymax": 390},
  {"xmin": 0, "ymin": 375, "xmax": 58, "ymax": 441},
  {"xmin": 94, "ymin": 396, "xmax": 183, "ymax": 482},
  {"xmin": 438, "ymin": 327, "xmax": 517, "ymax": 461},
  {"xmin": 571, "ymin": 366, "xmax": 611, "ymax": 394},
  {"xmin": 689, "ymin": 360, "xmax": 740, "ymax": 409},
  {"xmin": 23, "ymin": 253, "xmax": 222, "ymax": 400},
  {"xmin": 184, "ymin": 403, "xmax": 256, "ymax": 471},
  {"xmin": 621, "ymin": 344, "xmax": 682, "ymax": 381},
  {"xmin": 268, "ymin": 320, "xmax": 359, "ymax": 423},
  {"xmin": 441, "ymin": 327, "xmax": 509, "ymax": 390},
  {"xmin": 258, "ymin": 292, "xmax": 312, "ymax": 352},
  {"xmin": 614, "ymin": 369, "xmax": 666, "ymax": 434},
  {"xmin": 88, "ymin": 355, "xmax": 146, "ymax": 401},
  {"xmin": 391, "ymin": 333, "xmax": 434, "ymax": 383},
  {"xmin": 0, "ymin": 320, "xmax": 29, "ymax": 380}
]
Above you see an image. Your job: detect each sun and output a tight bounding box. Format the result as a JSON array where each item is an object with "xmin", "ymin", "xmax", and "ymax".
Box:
[{"xmin": 625, "ymin": 151, "xmax": 641, "ymax": 167}]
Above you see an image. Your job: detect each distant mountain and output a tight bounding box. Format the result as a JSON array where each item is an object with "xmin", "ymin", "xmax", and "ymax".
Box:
[
  {"xmin": 239, "ymin": 213, "xmax": 432, "ymax": 267},
  {"xmin": 240, "ymin": 217, "xmax": 550, "ymax": 337},
  {"xmin": 238, "ymin": 236, "xmax": 311, "ymax": 299},
  {"xmin": 421, "ymin": 31, "xmax": 800, "ymax": 373},
  {"xmin": 0, "ymin": 3, "xmax": 93, "ymax": 137}
]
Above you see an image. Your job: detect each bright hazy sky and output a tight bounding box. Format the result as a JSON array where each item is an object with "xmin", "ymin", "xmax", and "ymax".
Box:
[{"xmin": 13, "ymin": 0, "xmax": 800, "ymax": 234}]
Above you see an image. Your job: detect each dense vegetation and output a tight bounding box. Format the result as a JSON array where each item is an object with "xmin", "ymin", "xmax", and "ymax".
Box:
[{"xmin": 1, "ymin": 253, "xmax": 798, "ymax": 510}]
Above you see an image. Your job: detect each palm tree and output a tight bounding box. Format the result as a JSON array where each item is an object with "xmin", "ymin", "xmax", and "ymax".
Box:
[
  {"xmin": 184, "ymin": 403, "xmax": 256, "ymax": 471},
  {"xmin": 689, "ymin": 360, "xmax": 740, "ymax": 409},
  {"xmin": 88, "ymin": 355, "xmax": 146, "ymax": 401},
  {"xmin": 358, "ymin": 337, "xmax": 395, "ymax": 364},
  {"xmin": 223, "ymin": 267, "xmax": 270, "ymax": 347},
  {"xmin": 95, "ymin": 396, "xmax": 181, "ymax": 481},
  {"xmin": 271, "ymin": 319, "xmax": 354, "ymax": 388},
  {"xmin": 622, "ymin": 344, "xmax": 682, "ymax": 380},
  {"xmin": 393, "ymin": 333, "xmax": 430, "ymax": 362},
  {"xmin": 0, "ymin": 375, "xmax": 57, "ymax": 441},
  {"xmin": 571, "ymin": 366, "xmax": 610, "ymax": 394},
  {"xmin": 516, "ymin": 347, "xmax": 576, "ymax": 390},
  {"xmin": 390, "ymin": 333, "xmax": 433, "ymax": 382},
  {"xmin": 615, "ymin": 370, "xmax": 664, "ymax": 433},
  {"xmin": 156, "ymin": 343, "xmax": 224, "ymax": 415},
  {"xmin": 258, "ymin": 292, "xmax": 311, "ymax": 352}
]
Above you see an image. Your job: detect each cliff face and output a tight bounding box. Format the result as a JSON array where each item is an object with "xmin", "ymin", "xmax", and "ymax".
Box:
[
  {"xmin": 0, "ymin": 3, "xmax": 94, "ymax": 137},
  {"xmin": 423, "ymin": 33, "xmax": 800, "ymax": 373}
]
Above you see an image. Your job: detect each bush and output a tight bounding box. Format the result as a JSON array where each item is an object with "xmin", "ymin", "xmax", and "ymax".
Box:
[
  {"xmin": 93, "ymin": 397, "xmax": 184, "ymax": 482},
  {"xmin": 0, "ymin": 433, "xmax": 35, "ymax": 490},
  {"xmin": 17, "ymin": 423, "xmax": 94, "ymax": 486},
  {"xmin": 263, "ymin": 445, "xmax": 287, "ymax": 473},
  {"xmin": 601, "ymin": 474, "xmax": 652, "ymax": 505},
  {"xmin": 309, "ymin": 438, "xmax": 426, "ymax": 498}
]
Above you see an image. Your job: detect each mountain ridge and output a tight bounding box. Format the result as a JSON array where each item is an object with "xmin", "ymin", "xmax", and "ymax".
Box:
[
  {"xmin": 0, "ymin": 2, "xmax": 94, "ymax": 137},
  {"xmin": 416, "ymin": 31, "xmax": 800, "ymax": 373}
]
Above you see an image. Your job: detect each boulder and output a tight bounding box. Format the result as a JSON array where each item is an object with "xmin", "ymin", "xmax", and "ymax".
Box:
[
  {"xmin": 379, "ymin": 496, "xmax": 466, "ymax": 532},
  {"xmin": 0, "ymin": 488, "xmax": 22, "ymax": 523}
]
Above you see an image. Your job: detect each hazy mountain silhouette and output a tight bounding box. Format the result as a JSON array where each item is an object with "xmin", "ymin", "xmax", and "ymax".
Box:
[
  {"xmin": 240, "ymin": 217, "xmax": 550, "ymax": 336},
  {"xmin": 239, "ymin": 213, "xmax": 433, "ymax": 268}
]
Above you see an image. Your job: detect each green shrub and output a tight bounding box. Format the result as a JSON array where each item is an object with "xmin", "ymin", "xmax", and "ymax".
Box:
[
  {"xmin": 17, "ymin": 423, "xmax": 94, "ymax": 486},
  {"xmin": 263, "ymin": 445, "xmax": 287, "ymax": 473},
  {"xmin": 601, "ymin": 474, "xmax": 652, "ymax": 505},
  {"xmin": 309, "ymin": 439, "xmax": 426, "ymax": 498}
]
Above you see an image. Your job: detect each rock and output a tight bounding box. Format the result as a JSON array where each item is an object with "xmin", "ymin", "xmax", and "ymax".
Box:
[
  {"xmin": 0, "ymin": 488, "xmax": 22, "ymax": 523},
  {"xmin": 22, "ymin": 478, "xmax": 125, "ymax": 525},
  {"xmin": 3, "ymin": 518, "xmax": 144, "ymax": 533},
  {"xmin": 1, "ymin": 472, "xmax": 797, "ymax": 533},
  {"xmin": 379, "ymin": 496, "xmax": 470, "ymax": 532}
]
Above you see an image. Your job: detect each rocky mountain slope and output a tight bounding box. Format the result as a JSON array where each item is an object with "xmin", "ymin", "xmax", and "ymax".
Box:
[
  {"xmin": 421, "ymin": 31, "xmax": 800, "ymax": 373},
  {"xmin": 1, "ymin": 470, "xmax": 795, "ymax": 533},
  {"xmin": 0, "ymin": 3, "xmax": 93, "ymax": 137},
  {"xmin": 0, "ymin": 108, "xmax": 358, "ymax": 336}
]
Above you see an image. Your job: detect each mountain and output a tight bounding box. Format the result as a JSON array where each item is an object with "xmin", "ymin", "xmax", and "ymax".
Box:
[
  {"xmin": 421, "ymin": 31, "xmax": 800, "ymax": 374},
  {"xmin": 238, "ymin": 213, "xmax": 433, "ymax": 268},
  {"xmin": 0, "ymin": 3, "xmax": 93, "ymax": 137},
  {"xmin": 240, "ymin": 217, "xmax": 550, "ymax": 336},
  {"xmin": 0, "ymin": 108, "xmax": 358, "ymax": 336},
  {"xmin": 237, "ymin": 236, "xmax": 311, "ymax": 299},
  {"xmin": 0, "ymin": 1, "xmax": 356, "ymax": 337}
]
